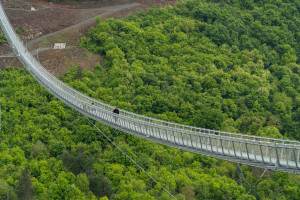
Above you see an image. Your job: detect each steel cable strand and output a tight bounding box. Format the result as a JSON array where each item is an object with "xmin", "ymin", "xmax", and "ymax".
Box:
[
  {"xmin": 1, "ymin": 2, "xmax": 299, "ymax": 146},
  {"xmin": 119, "ymin": 134, "xmax": 178, "ymax": 193},
  {"xmin": 84, "ymin": 116, "xmax": 178, "ymax": 200},
  {"xmin": 1, "ymin": 1, "xmax": 300, "ymax": 173},
  {"xmin": 236, "ymin": 164, "xmax": 260, "ymax": 197},
  {"xmin": 242, "ymin": 169, "xmax": 267, "ymax": 200},
  {"xmin": 2, "ymin": 12, "xmax": 300, "ymax": 147}
]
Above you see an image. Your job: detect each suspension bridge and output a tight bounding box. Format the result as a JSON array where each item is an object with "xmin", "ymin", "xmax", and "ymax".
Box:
[{"xmin": 0, "ymin": 3, "xmax": 299, "ymax": 175}]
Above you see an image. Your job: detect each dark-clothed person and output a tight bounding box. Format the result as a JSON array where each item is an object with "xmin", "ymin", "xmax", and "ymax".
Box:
[
  {"xmin": 113, "ymin": 107, "xmax": 119, "ymax": 122},
  {"xmin": 113, "ymin": 107, "xmax": 119, "ymax": 114}
]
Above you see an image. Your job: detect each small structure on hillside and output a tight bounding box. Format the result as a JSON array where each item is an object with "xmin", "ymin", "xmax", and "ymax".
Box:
[{"xmin": 53, "ymin": 43, "xmax": 66, "ymax": 49}]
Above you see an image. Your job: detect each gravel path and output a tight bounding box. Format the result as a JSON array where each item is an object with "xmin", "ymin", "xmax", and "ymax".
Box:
[{"xmin": 26, "ymin": 3, "xmax": 139, "ymax": 47}]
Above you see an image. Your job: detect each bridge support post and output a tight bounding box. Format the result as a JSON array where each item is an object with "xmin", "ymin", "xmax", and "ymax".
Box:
[
  {"xmin": 285, "ymin": 148, "xmax": 289, "ymax": 168},
  {"xmin": 232, "ymin": 141, "xmax": 237, "ymax": 158},
  {"xmin": 274, "ymin": 144, "xmax": 280, "ymax": 169},
  {"xmin": 259, "ymin": 142, "xmax": 265, "ymax": 163},
  {"xmin": 245, "ymin": 141, "xmax": 250, "ymax": 160},
  {"xmin": 292, "ymin": 148, "xmax": 298, "ymax": 169}
]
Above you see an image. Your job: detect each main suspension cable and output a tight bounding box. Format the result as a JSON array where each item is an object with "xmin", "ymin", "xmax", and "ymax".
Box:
[
  {"xmin": 242, "ymin": 169, "xmax": 267, "ymax": 200},
  {"xmin": 84, "ymin": 116, "xmax": 178, "ymax": 200}
]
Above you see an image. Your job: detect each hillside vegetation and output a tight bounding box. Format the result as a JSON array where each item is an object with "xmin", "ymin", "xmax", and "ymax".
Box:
[
  {"xmin": 0, "ymin": 0, "xmax": 300, "ymax": 199},
  {"xmin": 80, "ymin": 0, "xmax": 300, "ymax": 139}
]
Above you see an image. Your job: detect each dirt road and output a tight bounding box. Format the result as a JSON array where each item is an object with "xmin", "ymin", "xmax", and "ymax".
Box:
[
  {"xmin": 0, "ymin": 0, "xmax": 176, "ymax": 72},
  {"xmin": 26, "ymin": 3, "xmax": 140, "ymax": 47}
]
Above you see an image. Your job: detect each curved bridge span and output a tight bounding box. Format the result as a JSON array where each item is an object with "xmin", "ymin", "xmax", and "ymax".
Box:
[{"xmin": 0, "ymin": 3, "xmax": 299, "ymax": 174}]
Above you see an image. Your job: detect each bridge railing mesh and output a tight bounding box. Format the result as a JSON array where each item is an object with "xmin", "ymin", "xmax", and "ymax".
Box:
[{"xmin": 0, "ymin": 2, "xmax": 299, "ymax": 173}]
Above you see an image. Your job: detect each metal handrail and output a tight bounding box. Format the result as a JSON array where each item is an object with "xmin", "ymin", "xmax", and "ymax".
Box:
[{"xmin": 0, "ymin": 2, "xmax": 299, "ymax": 174}]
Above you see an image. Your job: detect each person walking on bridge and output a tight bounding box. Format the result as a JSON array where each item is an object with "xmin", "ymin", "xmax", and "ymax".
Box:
[{"xmin": 113, "ymin": 107, "xmax": 119, "ymax": 123}]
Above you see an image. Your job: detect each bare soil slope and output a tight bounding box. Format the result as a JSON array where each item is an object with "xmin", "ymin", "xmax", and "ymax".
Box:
[{"xmin": 0, "ymin": 0, "xmax": 176, "ymax": 73}]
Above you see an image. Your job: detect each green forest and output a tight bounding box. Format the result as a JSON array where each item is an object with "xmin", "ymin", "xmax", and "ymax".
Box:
[
  {"xmin": 0, "ymin": 28, "xmax": 7, "ymax": 44},
  {"xmin": 1, "ymin": 0, "xmax": 300, "ymax": 199}
]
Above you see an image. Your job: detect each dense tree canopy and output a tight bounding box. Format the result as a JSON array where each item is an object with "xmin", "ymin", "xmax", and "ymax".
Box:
[
  {"xmin": 0, "ymin": 28, "xmax": 7, "ymax": 44},
  {"xmin": 80, "ymin": 0, "xmax": 300, "ymax": 140},
  {"xmin": 0, "ymin": 0, "xmax": 300, "ymax": 199}
]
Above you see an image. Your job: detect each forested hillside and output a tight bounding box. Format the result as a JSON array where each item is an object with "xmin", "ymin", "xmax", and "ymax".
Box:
[
  {"xmin": 0, "ymin": 0, "xmax": 300, "ymax": 199},
  {"xmin": 80, "ymin": 0, "xmax": 300, "ymax": 139},
  {"xmin": 0, "ymin": 28, "xmax": 7, "ymax": 44}
]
